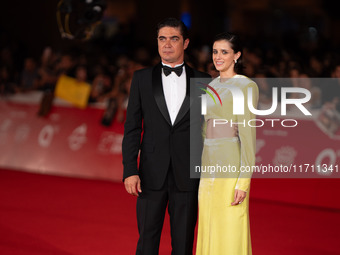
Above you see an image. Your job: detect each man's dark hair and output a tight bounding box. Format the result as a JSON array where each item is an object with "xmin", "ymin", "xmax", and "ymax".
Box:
[{"xmin": 157, "ymin": 17, "xmax": 189, "ymax": 41}]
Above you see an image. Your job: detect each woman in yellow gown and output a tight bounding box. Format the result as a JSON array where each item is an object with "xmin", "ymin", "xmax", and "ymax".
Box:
[{"xmin": 196, "ymin": 33, "xmax": 258, "ymax": 255}]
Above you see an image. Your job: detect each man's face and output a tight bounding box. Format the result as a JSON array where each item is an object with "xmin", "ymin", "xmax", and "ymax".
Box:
[{"xmin": 157, "ymin": 26, "xmax": 189, "ymax": 66}]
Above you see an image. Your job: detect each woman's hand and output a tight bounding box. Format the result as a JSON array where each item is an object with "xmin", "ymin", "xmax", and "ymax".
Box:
[{"xmin": 231, "ymin": 189, "xmax": 247, "ymax": 206}]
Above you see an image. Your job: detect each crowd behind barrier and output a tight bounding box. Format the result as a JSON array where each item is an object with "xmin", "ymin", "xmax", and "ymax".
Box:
[{"xmin": 1, "ymin": 28, "xmax": 340, "ymax": 125}]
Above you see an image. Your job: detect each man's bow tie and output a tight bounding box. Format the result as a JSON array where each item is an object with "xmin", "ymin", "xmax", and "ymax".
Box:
[{"xmin": 162, "ymin": 64, "xmax": 184, "ymax": 77}]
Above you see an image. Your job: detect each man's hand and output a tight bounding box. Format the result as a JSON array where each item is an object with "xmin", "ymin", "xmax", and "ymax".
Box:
[
  {"xmin": 124, "ymin": 175, "xmax": 142, "ymax": 196},
  {"xmin": 231, "ymin": 189, "xmax": 246, "ymax": 206}
]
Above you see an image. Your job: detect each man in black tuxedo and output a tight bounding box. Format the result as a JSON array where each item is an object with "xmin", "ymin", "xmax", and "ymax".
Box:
[{"xmin": 122, "ymin": 18, "xmax": 210, "ymax": 255}]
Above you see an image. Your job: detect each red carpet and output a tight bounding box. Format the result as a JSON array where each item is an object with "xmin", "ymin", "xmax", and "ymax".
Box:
[{"xmin": 1, "ymin": 169, "xmax": 339, "ymax": 255}]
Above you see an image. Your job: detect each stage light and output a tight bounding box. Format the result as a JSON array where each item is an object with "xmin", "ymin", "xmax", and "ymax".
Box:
[
  {"xmin": 57, "ymin": 0, "xmax": 106, "ymax": 40},
  {"xmin": 78, "ymin": 0, "xmax": 106, "ymax": 24}
]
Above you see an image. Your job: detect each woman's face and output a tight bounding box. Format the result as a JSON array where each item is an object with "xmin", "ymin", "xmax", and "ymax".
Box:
[{"xmin": 212, "ymin": 40, "xmax": 239, "ymax": 74}]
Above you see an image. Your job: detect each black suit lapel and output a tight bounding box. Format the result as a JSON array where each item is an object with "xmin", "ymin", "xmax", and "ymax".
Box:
[
  {"xmin": 152, "ymin": 63, "xmax": 172, "ymax": 126},
  {"xmin": 173, "ymin": 64, "xmax": 194, "ymax": 126}
]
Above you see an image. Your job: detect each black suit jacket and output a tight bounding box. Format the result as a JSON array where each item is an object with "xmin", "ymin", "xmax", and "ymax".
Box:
[{"xmin": 122, "ymin": 62, "xmax": 210, "ymax": 191}]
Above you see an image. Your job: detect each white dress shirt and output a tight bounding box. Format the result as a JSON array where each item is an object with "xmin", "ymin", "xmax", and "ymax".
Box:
[{"xmin": 161, "ymin": 62, "xmax": 186, "ymax": 125}]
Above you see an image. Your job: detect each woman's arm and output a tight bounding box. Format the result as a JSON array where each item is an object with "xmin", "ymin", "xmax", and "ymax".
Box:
[{"xmin": 235, "ymin": 80, "xmax": 259, "ymax": 192}]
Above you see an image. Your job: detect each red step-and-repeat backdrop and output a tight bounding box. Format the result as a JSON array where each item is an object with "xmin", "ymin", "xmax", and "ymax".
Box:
[
  {"xmin": 1, "ymin": 92, "xmax": 340, "ymax": 209},
  {"xmin": 0, "ymin": 94, "xmax": 124, "ymax": 181}
]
